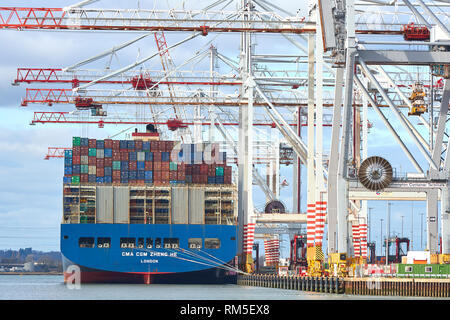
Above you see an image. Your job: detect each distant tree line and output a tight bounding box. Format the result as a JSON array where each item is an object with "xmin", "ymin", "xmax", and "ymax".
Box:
[{"xmin": 0, "ymin": 248, "xmax": 62, "ymax": 271}]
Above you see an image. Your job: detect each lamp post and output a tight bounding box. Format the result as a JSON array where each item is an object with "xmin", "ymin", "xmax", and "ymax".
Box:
[
  {"xmin": 420, "ymin": 213, "xmax": 424, "ymax": 250},
  {"xmin": 386, "ymin": 202, "xmax": 392, "ymax": 265},
  {"xmin": 401, "ymin": 215, "xmax": 404, "ymax": 238},
  {"xmin": 380, "ymin": 218, "xmax": 384, "ymax": 257},
  {"xmin": 368, "ymin": 207, "xmax": 373, "ymax": 244}
]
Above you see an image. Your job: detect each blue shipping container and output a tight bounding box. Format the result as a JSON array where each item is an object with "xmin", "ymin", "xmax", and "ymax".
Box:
[
  {"xmin": 63, "ymin": 177, "xmax": 72, "ymax": 184},
  {"xmin": 127, "ymin": 140, "xmax": 135, "ymax": 149},
  {"xmin": 88, "ymin": 175, "xmax": 96, "ymax": 183},
  {"xmin": 162, "ymin": 152, "xmax": 170, "ymax": 162},
  {"xmin": 137, "ymin": 171, "xmax": 145, "ymax": 180},
  {"xmin": 121, "ymin": 178, "xmax": 129, "ymax": 184},
  {"xmin": 104, "ymin": 148, "xmax": 112, "ymax": 158},
  {"xmin": 104, "ymin": 167, "xmax": 112, "ymax": 176},
  {"xmin": 129, "ymin": 151, "xmax": 137, "ymax": 161},
  {"xmin": 207, "ymin": 177, "xmax": 216, "ymax": 184},
  {"xmin": 216, "ymin": 176, "xmax": 224, "ymax": 184},
  {"xmin": 145, "ymin": 152, "xmax": 153, "ymax": 161},
  {"xmin": 120, "ymin": 140, "xmax": 128, "ymax": 149},
  {"xmin": 121, "ymin": 161, "xmax": 129, "ymax": 169},
  {"xmin": 144, "ymin": 171, "xmax": 153, "ymax": 179},
  {"xmin": 80, "ymin": 137, "xmax": 89, "ymax": 146},
  {"xmin": 64, "ymin": 150, "xmax": 73, "ymax": 158},
  {"xmin": 104, "ymin": 176, "xmax": 112, "ymax": 183},
  {"xmin": 143, "ymin": 141, "xmax": 150, "ymax": 151},
  {"xmin": 96, "ymin": 140, "xmax": 105, "ymax": 149},
  {"xmin": 137, "ymin": 161, "xmax": 145, "ymax": 170},
  {"xmin": 129, "ymin": 171, "xmax": 137, "ymax": 179},
  {"xmin": 120, "ymin": 171, "xmax": 128, "ymax": 178},
  {"xmin": 64, "ymin": 157, "xmax": 72, "ymax": 166},
  {"xmin": 96, "ymin": 177, "xmax": 104, "ymax": 184},
  {"xmin": 72, "ymin": 165, "xmax": 81, "ymax": 174},
  {"xmin": 64, "ymin": 166, "xmax": 73, "ymax": 175}
]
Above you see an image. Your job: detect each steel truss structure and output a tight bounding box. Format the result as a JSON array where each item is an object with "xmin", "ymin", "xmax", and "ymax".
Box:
[{"xmin": 3, "ymin": 0, "xmax": 450, "ymax": 272}]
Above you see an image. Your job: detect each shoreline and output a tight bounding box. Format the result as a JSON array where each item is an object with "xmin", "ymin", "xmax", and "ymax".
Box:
[{"xmin": 0, "ymin": 272, "xmax": 62, "ymax": 275}]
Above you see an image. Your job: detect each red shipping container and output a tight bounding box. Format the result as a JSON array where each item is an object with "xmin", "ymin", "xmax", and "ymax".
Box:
[
  {"xmin": 224, "ymin": 174, "xmax": 232, "ymax": 184},
  {"xmin": 200, "ymin": 175, "xmax": 208, "ymax": 184},
  {"xmin": 129, "ymin": 179, "xmax": 137, "ymax": 184},
  {"xmin": 177, "ymin": 171, "xmax": 186, "ymax": 180},
  {"xmin": 193, "ymin": 164, "xmax": 200, "ymax": 175},
  {"xmin": 161, "ymin": 162, "xmax": 170, "ymax": 171},
  {"xmin": 80, "ymin": 146, "xmax": 89, "ymax": 156},
  {"xmin": 104, "ymin": 158, "xmax": 113, "ymax": 167},
  {"xmin": 136, "ymin": 179, "xmax": 145, "ymax": 185},
  {"xmin": 162, "ymin": 171, "xmax": 170, "ymax": 180},
  {"xmin": 153, "ymin": 161, "xmax": 162, "ymax": 171},
  {"xmin": 112, "ymin": 176, "xmax": 121, "ymax": 183},
  {"xmin": 72, "ymin": 146, "xmax": 81, "ymax": 156},
  {"xmin": 80, "ymin": 174, "xmax": 88, "ymax": 183},
  {"xmin": 97, "ymin": 167, "xmax": 104, "ymax": 177},
  {"xmin": 145, "ymin": 161, "xmax": 153, "ymax": 170},
  {"xmin": 88, "ymin": 156, "xmax": 96, "ymax": 165},
  {"xmin": 186, "ymin": 164, "xmax": 193, "ymax": 175},
  {"xmin": 208, "ymin": 166, "xmax": 215, "ymax": 176},
  {"xmin": 200, "ymin": 164, "xmax": 208, "ymax": 175},
  {"xmin": 166, "ymin": 141, "xmax": 174, "ymax": 152},
  {"xmin": 88, "ymin": 139, "xmax": 96, "ymax": 148},
  {"xmin": 153, "ymin": 152, "xmax": 162, "ymax": 162},
  {"xmin": 128, "ymin": 161, "xmax": 137, "ymax": 171},
  {"xmin": 135, "ymin": 140, "xmax": 143, "ymax": 150},
  {"xmin": 112, "ymin": 170, "xmax": 121, "ymax": 179},
  {"xmin": 154, "ymin": 171, "xmax": 162, "ymax": 181},
  {"xmin": 178, "ymin": 163, "xmax": 186, "ymax": 171},
  {"xmin": 104, "ymin": 139, "xmax": 113, "ymax": 149},
  {"xmin": 112, "ymin": 150, "xmax": 121, "ymax": 161},
  {"xmin": 96, "ymin": 158, "xmax": 104, "ymax": 167},
  {"xmin": 120, "ymin": 152, "xmax": 129, "ymax": 161},
  {"xmin": 224, "ymin": 166, "xmax": 232, "ymax": 175},
  {"xmin": 151, "ymin": 141, "xmax": 160, "ymax": 151},
  {"xmin": 72, "ymin": 156, "xmax": 81, "ymax": 165},
  {"xmin": 169, "ymin": 171, "xmax": 177, "ymax": 180},
  {"xmin": 112, "ymin": 140, "xmax": 120, "ymax": 150}
]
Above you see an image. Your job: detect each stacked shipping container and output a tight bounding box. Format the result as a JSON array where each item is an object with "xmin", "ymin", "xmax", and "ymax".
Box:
[{"xmin": 64, "ymin": 137, "xmax": 232, "ymax": 186}]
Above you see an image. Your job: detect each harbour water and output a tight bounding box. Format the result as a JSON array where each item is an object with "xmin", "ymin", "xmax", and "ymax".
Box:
[{"xmin": 0, "ymin": 275, "xmax": 433, "ymax": 300}]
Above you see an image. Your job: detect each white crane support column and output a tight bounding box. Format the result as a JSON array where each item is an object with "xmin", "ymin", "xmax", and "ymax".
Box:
[
  {"xmin": 306, "ymin": 33, "xmax": 316, "ymax": 250},
  {"xmin": 426, "ymin": 190, "xmax": 439, "ymax": 253},
  {"xmin": 337, "ymin": 0, "xmax": 356, "ymax": 256},
  {"xmin": 238, "ymin": 0, "xmax": 255, "ymax": 272},
  {"xmin": 315, "ymin": 14, "xmax": 326, "ymax": 250},
  {"xmin": 328, "ymin": 67, "xmax": 344, "ymax": 254},
  {"xmin": 442, "ymin": 184, "xmax": 450, "ymax": 255}
]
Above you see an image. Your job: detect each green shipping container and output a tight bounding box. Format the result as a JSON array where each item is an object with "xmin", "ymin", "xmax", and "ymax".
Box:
[
  {"xmin": 80, "ymin": 215, "xmax": 88, "ymax": 223},
  {"xmin": 73, "ymin": 137, "xmax": 81, "ymax": 146},
  {"xmin": 71, "ymin": 176, "xmax": 80, "ymax": 184},
  {"xmin": 215, "ymin": 166, "xmax": 224, "ymax": 176},
  {"xmin": 169, "ymin": 162, "xmax": 178, "ymax": 171},
  {"xmin": 89, "ymin": 148, "xmax": 97, "ymax": 157},
  {"xmin": 112, "ymin": 161, "xmax": 121, "ymax": 170},
  {"xmin": 81, "ymin": 165, "xmax": 89, "ymax": 174}
]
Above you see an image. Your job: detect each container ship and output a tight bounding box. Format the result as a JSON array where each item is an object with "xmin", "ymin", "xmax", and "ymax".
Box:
[{"xmin": 61, "ymin": 129, "xmax": 238, "ymax": 284}]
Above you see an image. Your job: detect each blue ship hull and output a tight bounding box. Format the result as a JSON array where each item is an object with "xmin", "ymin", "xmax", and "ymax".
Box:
[{"xmin": 61, "ymin": 224, "xmax": 238, "ymax": 284}]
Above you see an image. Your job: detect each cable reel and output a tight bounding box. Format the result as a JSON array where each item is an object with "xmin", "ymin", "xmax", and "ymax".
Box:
[{"xmin": 358, "ymin": 156, "xmax": 393, "ymax": 191}]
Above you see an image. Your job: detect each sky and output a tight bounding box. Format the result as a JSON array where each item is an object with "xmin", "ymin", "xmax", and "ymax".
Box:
[{"xmin": 0, "ymin": 0, "xmax": 442, "ymax": 258}]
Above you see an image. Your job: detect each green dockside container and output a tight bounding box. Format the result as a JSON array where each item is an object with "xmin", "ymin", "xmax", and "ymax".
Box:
[
  {"xmin": 80, "ymin": 215, "xmax": 88, "ymax": 223},
  {"xmin": 88, "ymin": 148, "xmax": 97, "ymax": 157},
  {"xmin": 71, "ymin": 175, "xmax": 80, "ymax": 185},
  {"xmin": 169, "ymin": 162, "xmax": 178, "ymax": 171},
  {"xmin": 112, "ymin": 161, "xmax": 121, "ymax": 170},
  {"xmin": 215, "ymin": 166, "xmax": 224, "ymax": 176},
  {"xmin": 72, "ymin": 137, "xmax": 81, "ymax": 146}
]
